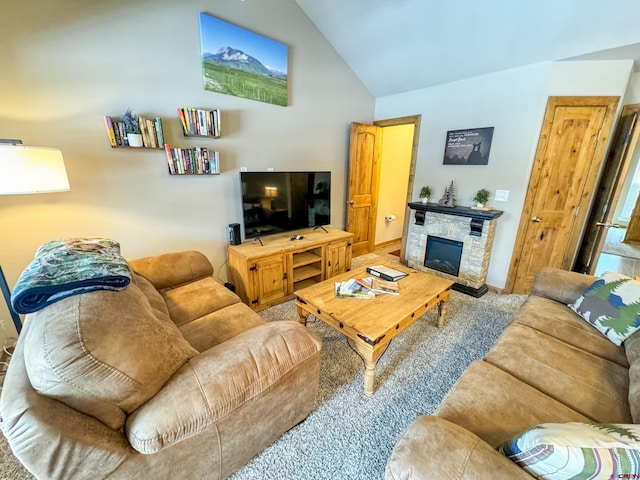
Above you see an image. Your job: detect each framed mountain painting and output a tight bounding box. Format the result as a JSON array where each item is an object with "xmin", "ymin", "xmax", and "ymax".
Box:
[{"xmin": 199, "ymin": 13, "xmax": 289, "ymax": 106}]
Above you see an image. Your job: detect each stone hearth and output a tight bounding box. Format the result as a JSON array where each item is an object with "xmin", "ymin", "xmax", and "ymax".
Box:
[{"xmin": 406, "ymin": 203, "xmax": 503, "ymax": 296}]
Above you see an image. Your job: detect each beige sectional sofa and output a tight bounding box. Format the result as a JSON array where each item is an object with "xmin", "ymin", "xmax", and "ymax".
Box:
[
  {"xmin": 1, "ymin": 250, "xmax": 322, "ymax": 479},
  {"xmin": 386, "ymin": 266, "xmax": 637, "ymax": 479}
]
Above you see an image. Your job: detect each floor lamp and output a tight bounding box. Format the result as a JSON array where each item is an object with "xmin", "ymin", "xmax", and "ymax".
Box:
[{"xmin": 0, "ymin": 140, "xmax": 70, "ymax": 334}]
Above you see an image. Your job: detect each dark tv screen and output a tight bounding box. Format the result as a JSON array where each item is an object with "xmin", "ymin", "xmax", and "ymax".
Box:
[{"xmin": 240, "ymin": 171, "xmax": 331, "ymax": 239}]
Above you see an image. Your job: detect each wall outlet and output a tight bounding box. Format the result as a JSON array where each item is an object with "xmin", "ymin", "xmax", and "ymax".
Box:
[{"xmin": 495, "ymin": 189, "xmax": 509, "ymax": 202}]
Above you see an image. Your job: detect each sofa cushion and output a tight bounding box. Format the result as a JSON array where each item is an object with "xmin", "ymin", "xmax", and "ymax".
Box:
[
  {"xmin": 128, "ymin": 250, "xmax": 214, "ymax": 291},
  {"xmin": 385, "ymin": 416, "xmax": 532, "ymax": 480},
  {"xmin": 485, "ymin": 324, "xmax": 631, "ymax": 423},
  {"xmin": 569, "ymin": 271, "xmax": 640, "ymax": 346},
  {"xmin": 178, "ymin": 302, "xmax": 265, "ymax": 352},
  {"xmin": 161, "ymin": 276, "xmax": 241, "ymax": 328},
  {"xmin": 624, "ymin": 329, "xmax": 640, "ymax": 423},
  {"xmin": 435, "ymin": 361, "xmax": 592, "ymax": 447},
  {"xmin": 513, "ymin": 295, "xmax": 628, "ymax": 367},
  {"xmin": 23, "ymin": 280, "xmax": 198, "ymax": 430},
  {"xmin": 498, "ymin": 422, "xmax": 640, "ymax": 480}
]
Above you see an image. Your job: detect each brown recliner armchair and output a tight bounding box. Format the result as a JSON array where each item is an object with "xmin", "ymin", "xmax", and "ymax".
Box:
[{"xmin": 1, "ymin": 250, "xmax": 322, "ymax": 479}]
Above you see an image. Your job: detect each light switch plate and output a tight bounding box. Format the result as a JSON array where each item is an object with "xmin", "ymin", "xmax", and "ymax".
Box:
[
  {"xmin": 240, "ymin": 166, "xmax": 248, "ymax": 172},
  {"xmin": 495, "ymin": 189, "xmax": 509, "ymax": 202}
]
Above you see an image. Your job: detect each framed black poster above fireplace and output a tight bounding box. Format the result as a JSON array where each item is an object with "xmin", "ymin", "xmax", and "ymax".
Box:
[{"xmin": 443, "ymin": 126, "xmax": 494, "ymax": 165}]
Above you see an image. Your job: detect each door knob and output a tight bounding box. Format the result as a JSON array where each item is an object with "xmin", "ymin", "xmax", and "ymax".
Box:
[
  {"xmin": 347, "ymin": 200, "xmax": 355, "ymax": 205},
  {"xmin": 532, "ymin": 216, "xmax": 542, "ymax": 222}
]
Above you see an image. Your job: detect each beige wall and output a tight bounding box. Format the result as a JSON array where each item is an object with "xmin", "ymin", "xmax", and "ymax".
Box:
[
  {"xmin": 375, "ymin": 124, "xmax": 414, "ymax": 245},
  {"xmin": 376, "ymin": 59, "xmax": 635, "ymax": 290},
  {"xmin": 0, "ymin": 0, "xmax": 374, "ymax": 339}
]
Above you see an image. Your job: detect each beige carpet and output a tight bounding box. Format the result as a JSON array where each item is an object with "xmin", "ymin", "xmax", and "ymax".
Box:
[{"xmin": 602, "ymin": 227, "xmax": 640, "ymax": 260}]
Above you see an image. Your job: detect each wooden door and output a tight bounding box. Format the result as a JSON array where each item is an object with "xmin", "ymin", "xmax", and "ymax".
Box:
[
  {"xmin": 625, "ymin": 204, "xmax": 640, "ymax": 242},
  {"xmin": 575, "ymin": 105, "xmax": 640, "ymax": 272},
  {"xmin": 624, "ymin": 157, "xmax": 640, "ymax": 241},
  {"xmin": 507, "ymin": 96, "xmax": 619, "ymax": 294},
  {"xmin": 346, "ymin": 123, "xmax": 382, "ymax": 257}
]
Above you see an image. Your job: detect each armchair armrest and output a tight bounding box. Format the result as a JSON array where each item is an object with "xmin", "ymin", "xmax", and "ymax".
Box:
[
  {"xmin": 529, "ymin": 267, "xmax": 595, "ymax": 305},
  {"xmin": 128, "ymin": 251, "xmax": 214, "ymax": 291},
  {"xmin": 125, "ymin": 321, "xmax": 321, "ymax": 454},
  {"xmin": 385, "ymin": 416, "xmax": 530, "ymax": 479}
]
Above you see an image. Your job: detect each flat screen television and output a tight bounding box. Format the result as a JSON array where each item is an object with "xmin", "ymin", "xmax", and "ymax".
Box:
[{"xmin": 240, "ymin": 171, "xmax": 331, "ymax": 240}]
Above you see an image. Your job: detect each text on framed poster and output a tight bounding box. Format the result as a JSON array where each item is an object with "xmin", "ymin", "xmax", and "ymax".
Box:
[{"xmin": 443, "ymin": 127, "xmax": 494, "ymax": 165}]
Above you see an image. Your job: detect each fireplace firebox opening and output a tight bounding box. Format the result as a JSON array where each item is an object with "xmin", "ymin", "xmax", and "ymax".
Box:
[{"xmin": 424, "ymin": 236, "xmax": 463, "ymax": 277}]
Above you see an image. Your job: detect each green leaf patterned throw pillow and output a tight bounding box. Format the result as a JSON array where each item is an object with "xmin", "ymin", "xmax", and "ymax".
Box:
[
  {"xmin": 498, "ymin": 422, "xmax": 640, "ymax": 480},
  {"xmin": 569, "ymin": 271, "xmax": 640, "ymax": 346}
]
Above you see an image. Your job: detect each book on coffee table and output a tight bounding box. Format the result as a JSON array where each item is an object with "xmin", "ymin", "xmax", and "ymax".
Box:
[
  {"xmin": 356, "ymin": 277, "xmax": 399, "ymax": 296},
  {"xmin": 366, "ymin": 265, "xmax": 408, "ymax": 282}
]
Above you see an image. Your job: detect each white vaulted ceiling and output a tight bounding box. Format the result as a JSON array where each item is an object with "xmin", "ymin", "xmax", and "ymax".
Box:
[{"xmin": 294, "ymin": 0, "xmax": 640, "ymax": 97}]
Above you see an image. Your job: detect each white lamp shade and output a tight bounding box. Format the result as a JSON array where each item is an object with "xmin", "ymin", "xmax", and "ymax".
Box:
[{"xmin": 0, "ymin": 145, "xmax": 70, "ymax": 194}]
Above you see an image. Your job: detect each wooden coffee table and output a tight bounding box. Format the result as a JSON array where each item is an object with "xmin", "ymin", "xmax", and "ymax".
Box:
[{"xmin": 295, "ymin": 263, "xmax": 454, "ymax": 396}]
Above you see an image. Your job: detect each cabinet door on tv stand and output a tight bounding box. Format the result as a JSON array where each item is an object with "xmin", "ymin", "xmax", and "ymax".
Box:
[
  {"xmin": 326, "ymin": 239, "xmax": 353, "ymax": 278},
  {"xmin": 251, "ymin": 255, "xmax": 288, "ymax": 309}
]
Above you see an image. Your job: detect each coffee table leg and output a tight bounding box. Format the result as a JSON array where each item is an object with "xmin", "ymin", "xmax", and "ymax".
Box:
[
  {"xmin": 362, "ymin": 358, "xmax": 377, "ymax": 396},
  {"xmin": 296, "ymin": 304, "xmax": 308, "ymax": 326},
  {"xmin": 437, "ymin": 299, "xmax": 449, "ymax": 328},
  {"xmin": 353, "ymin": 342, "xmax": 381, "ymax": 397}
]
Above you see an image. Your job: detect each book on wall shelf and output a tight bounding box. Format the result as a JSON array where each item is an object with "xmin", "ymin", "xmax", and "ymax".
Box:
[
  {"xmin": 164, "ymin": 144, "xmax": 220, "ymax": 176},
  {"xmin": 178, "ymin": 107, "xmax": 221, "ymax": 138},
  {"xmin": 103, "ymin": 115, "xmax": 164, "ymax": 148}
]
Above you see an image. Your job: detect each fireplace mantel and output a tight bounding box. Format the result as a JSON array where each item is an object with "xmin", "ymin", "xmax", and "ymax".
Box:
[
  {"xmin": 408, "ymin": 203, "xmax": 503, "ymax": 236},
  {"xmin": 408, "ymin": 202, "xmax": 503, "ymax": 221}
]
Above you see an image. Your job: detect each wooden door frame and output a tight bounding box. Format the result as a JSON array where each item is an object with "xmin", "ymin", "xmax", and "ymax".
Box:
[
  {"xmin": 575, "ymin": 104, "xmax": 640, "ymax": 273},
  {"xmin": 504, "ymin": 96, "xmax": 620, "ymax": 293},
  {"xmin": 373, "ymin": 115, "xmax": 421, "ymax": 264}
]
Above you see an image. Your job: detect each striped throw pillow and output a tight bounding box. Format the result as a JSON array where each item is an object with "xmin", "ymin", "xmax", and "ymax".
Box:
[{"xmin": 498, "ymin": 422, "xmax": 640, "ymax": 479}]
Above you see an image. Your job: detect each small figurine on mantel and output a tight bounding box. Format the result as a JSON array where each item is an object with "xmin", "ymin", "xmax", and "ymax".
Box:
[{"xmin": 438, "ymin": 181, "xmax": 457, "ymax": 207}]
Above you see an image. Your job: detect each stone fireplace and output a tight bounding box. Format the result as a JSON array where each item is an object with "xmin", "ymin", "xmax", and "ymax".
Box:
[{"xmin": 406, "ymin": 203, "xmax": 503, "ymax": 297}]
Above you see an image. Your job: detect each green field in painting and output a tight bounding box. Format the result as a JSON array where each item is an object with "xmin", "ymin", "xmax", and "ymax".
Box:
[{"xmin": 202, "ymin": 61, "xmax": 288, "ymax": 106}]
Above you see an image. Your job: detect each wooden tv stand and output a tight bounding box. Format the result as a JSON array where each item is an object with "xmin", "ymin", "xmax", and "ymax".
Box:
[{"xmin": 228, "ymin": 227, "xmax": 353, "ymax": 311}]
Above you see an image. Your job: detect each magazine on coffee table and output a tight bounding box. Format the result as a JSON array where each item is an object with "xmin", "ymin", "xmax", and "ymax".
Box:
[
  {"xmin": 335, "ymin": 279, "xmax": 375, "ymax": 299},
  {"xmin": 366, "ymin": 265, "xmax": 408, "ymax": 282}
]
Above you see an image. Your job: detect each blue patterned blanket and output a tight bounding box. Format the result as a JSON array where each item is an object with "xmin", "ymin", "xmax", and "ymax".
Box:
[{"xmin": 11, "ymin": 238, "xmax": 131, "ymax": 314}]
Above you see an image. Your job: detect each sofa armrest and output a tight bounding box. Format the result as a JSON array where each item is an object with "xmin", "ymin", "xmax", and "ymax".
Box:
[
  {"xmin": 128, "ymin": 251, "xmax": 214, "ymax": 291},
  {"xmin": 529, "ymin": 266, "xmax": 595, "ymax": 304},
  {"xmin": 1, "ymin": 325, "xmax": 131, "ymax": 480},
  {"xmin": 385, "ymin": 416, "xmax": 531, "ymax": 480},
  {"xmin": 125, "ymin": 321, "xmax": 322, "ymax": 453}
]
